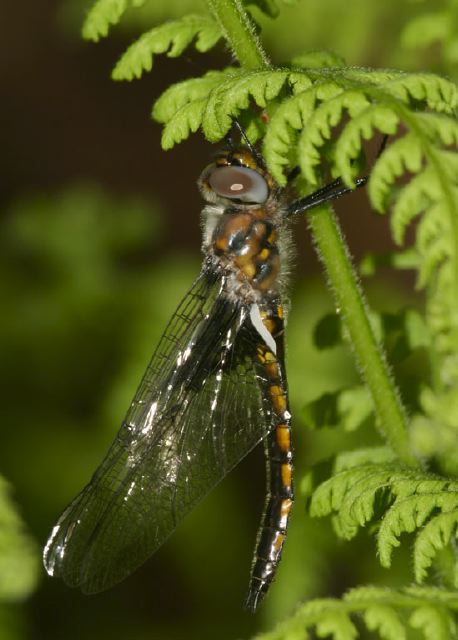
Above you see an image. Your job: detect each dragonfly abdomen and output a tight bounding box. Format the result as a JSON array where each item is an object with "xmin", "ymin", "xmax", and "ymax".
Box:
[{"xmin": 246, "ymin": 306, "xmax": 294, "ymax": 612}]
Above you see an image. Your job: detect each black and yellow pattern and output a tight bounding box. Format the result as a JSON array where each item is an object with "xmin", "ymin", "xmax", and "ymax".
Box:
[{"xmin": 246, "ymin": 304, "xmax": 294, "ymax": 611}]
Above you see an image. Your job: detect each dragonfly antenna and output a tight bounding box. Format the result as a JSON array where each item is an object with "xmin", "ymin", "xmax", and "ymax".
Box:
[{"xmin": 232, "ymin": 119, "xmax": 265, "ymax": 168}]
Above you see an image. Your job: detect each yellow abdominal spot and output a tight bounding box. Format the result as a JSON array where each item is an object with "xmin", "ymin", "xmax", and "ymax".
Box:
[
  {"xmin": 281, "ymin": 463, "xmax": 292, "ymax": 488},
  {"xmin": 276, "ymin": 424, "xmax": 291, "ymax": 452}
]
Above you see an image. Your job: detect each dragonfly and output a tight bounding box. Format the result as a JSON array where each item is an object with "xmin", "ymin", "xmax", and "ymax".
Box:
[{"xmin": 43, "ymin": 125, "xmax": 368, "ymax": 611}]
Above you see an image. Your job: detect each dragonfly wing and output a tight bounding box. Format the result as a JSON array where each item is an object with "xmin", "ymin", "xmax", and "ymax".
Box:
[{"xmin": 44, "ymin": 263, "xmax": 276, "ymax": 593}]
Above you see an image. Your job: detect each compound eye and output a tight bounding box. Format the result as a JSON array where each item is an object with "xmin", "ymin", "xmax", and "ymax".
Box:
[{"xmin": 208, "ymin": 166, "xmax": 269, "ymax": 203}]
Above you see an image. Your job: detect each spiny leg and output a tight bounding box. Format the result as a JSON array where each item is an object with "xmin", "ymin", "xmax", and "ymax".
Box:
[{"xmin": 286, "ymin": 175, "xmax": 368, "ymax": 217}]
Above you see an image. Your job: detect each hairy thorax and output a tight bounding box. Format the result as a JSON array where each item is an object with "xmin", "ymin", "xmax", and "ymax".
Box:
[{"xmin": 203, "ymin": 204, "xmax": 285, "ymax": 304}]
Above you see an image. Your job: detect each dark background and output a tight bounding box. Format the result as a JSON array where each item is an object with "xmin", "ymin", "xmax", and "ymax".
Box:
[{"xmin": 0, "ymin": 1, "xmax": 446, "ymax": 638}]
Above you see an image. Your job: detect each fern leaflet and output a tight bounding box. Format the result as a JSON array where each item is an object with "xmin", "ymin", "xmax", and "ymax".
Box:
[
  {"xmin": 82, "ymin": 0, "xmax": 146, "ymax": 41},
  {"xmin": 254, "ymin": 586, "xmax": 458, "ymax": 640},
  {"xmin": 311, "ymin": 463, "xmax": 458, "ymax": 586},
  {"xmin": 112, "ymin": 15, "xmax": 222, "ymax": 80}
]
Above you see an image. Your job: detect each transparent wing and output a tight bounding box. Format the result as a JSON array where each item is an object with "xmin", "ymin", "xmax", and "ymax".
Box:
[{"xmin": 44, "ymin": 263, "xmax": 276, "ymax": 593}]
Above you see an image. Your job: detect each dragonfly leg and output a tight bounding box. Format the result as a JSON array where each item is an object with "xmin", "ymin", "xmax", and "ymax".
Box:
[{"xmin": 285, "ymin": 134, "xmax": 389, "ymax": 217}]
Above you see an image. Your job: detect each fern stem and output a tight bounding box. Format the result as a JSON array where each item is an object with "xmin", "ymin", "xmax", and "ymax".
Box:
[
  {"xmin": 308, "ymin": 205, "xmax": 420, "ymax": 468},
  {"xmin": 207, "ymin": 0, "xmax": 270, "ymax": 69}
]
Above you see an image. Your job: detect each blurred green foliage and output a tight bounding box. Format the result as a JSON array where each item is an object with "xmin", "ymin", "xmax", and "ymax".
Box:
[{"xmin": 0, "ymin": 478, "xmax": 38, "ymax": 602}]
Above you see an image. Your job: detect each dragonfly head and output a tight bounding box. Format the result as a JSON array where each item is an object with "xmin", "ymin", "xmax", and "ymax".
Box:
[{"xmin": 199, "ymin": 147, "xmax": 277, "ymax": 207}]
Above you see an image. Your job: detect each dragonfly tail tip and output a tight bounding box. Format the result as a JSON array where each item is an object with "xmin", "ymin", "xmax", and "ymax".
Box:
[{"xmin": 244, "ymin": 583, "xmax": 268, "ymax": 613}]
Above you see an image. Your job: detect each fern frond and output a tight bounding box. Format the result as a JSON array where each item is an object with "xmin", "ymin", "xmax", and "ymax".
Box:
[
  {"xmin": 262, "ymin": 80, "xmax": 342, "ymax": 180},
  {"xmin": 261, "ymin": 70, "xmax": 456, "ymax": 185},
  {"xmin": 153, "ymin": 67, "xmax": 316, "ymax": 147},
  {"xmin": 112, "ymin": 15, "xmax": 222, "ymax": 80},
  {"xmin": 254, "ymin": 586, "xmax": 458, "ymax": 640},
  {"xmin": 152, "ymin": 68, "xmax": 240, "ymax": 149},
  {"xmin": 153, "ymin": 65, "xmax": 456, "ymax": 186},
  {"xmin": 414, "ymin": 510, "xmax": 458, "ymax": 585},
  {"xmin": 310, "ymin": 463, "xmax": 458, "ymax": 586},
  {"xmin": 82, "ymin": 0, "xmax": 145, "ymax": 41},
  {"xmin": 298, "ymin": 73, "xmax": 456, "ymax": 185},
  {"xmin": 201, "ymin": 69, "xmax": 312, "ymax": 142}
]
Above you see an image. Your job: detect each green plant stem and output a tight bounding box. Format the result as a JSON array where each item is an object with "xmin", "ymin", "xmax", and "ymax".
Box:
[
  {"xmin": 308, "ymin": 206, "xmax": 419, "ymax": 467},
  {"xmin": 208, "ymin": 0, "xmax": 419, "ymax": 468},
  {"xmin": 207, "ymin": 0, "xmax": 270, "ymax": 69}
]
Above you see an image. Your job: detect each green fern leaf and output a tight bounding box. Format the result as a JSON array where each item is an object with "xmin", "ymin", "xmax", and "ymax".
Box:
[
  {"xmin": 415, "ymin": 112, "xmax": 458, "ymax": 146},
  {"xmin": 369, "ymin": 134, "xmax": 427, "ymax": 213},
  {"xmin": 363, "ymin": 604, "xmax": 406, "ymax": 640},
  {"xmin": 417, "ymin": 209, "xmax": 451, "ymax": 288},
  {"xmin": 414, "ymin": 510, "xmax": 458, "ymax": 584},
  {"xmin": 378, "ymin": 490, "xmax": 458, "ymax": 567},
  {"xmin": 202, "ymin": 69, "xmax": 311, "ymax": 142},
  {"xmin": 409, "ymin": 604, "xmax": 457, "ymax": 640},
  {"xmin": 316, "ymin": 611, "xmax": 358, "ymax": 640},
  {"xmin": 264, "ymin": 80, "xmax": 342, "ymax": 184},
  {"xmin": 335, "ymin": 104, "xmax": 399, "ymax": 187},
  {"xmin": 406, "ymin": 584, "xmax": 458, "ymax": 605},
  {"xmin": 311, "ymin": 463, "xmax": 458, "ymax": 588},
  {"xmin": 112, "ymin": 15, "xmax": 221, "ymax": 80},
  {"xmin": 255, "ymin": 585, "xmax": 458, "ymax": 640},
  {"xmin": 334, "ymin": 466, "xmax": 401, "ymax": 538},
  {"xmin": 382, "ymin": 73, "xmax": 457, "ymax": 113},
  {"xmin": 82, "ymin": 0, "xmax": 145, "ymax": 41},
  {"xmin": 262, "ymin": 91, "xmax": 314, "ymax": 184},
  {"xmin": 390, "ymin": 168, "xmax": 437, "ymax": 245},
  {"xmin": 298, "ymin": 89, "xmax": 372, "ymax": 184},
  {"xmin": 310, "ymin": 464, "xmax": 396, "ymax": 526},
  {"xmin": 261, "ymin": 69, "xmax": 456, "ymax": 189},
  {"xmin": 153, "ymin": 69, "xmax": 236, "ymax": 123},
  {"xmin": 153, "ymin": 69, "xmax": 238, "ymax": 148}
]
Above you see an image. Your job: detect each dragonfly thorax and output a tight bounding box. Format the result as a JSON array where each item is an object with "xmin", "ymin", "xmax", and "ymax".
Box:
[{"xmin": 206, "ymin": 205, "xmax": 282, "ymax": 301}]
